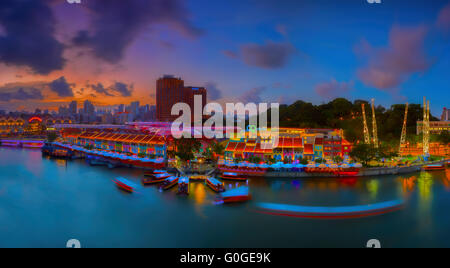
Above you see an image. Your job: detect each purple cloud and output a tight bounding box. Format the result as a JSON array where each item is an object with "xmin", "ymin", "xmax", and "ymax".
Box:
[
  {"xmin": 437, "ymin": 3, "xmax": 450, "ymax": 31},
  {"xmin": 240, "ymin": 87, "xmax": 266, "ymax": 103},
  {"xmin": 355, "ymin": 25, "xmax": 432, "ymax": 91},
  {"xmin": 315, "ymin": 79, "xmax": 354, "ymax": 99},
  {"xmin": 49, "ymin": 77, "xmax": 74, "ymax": 97},
  {"xmin": 89, "ymin": 83, "xmax": 115, "ymax": 97},
  {"xmin": 0, "ymin": 0, "xmax": 65, "ymax": 74},
  {"xmin": 205, "ymin": 82, "xmax": 222, "ymax": 101},
  {"xmin": 225, "ymin": 41, "xmax": 297, "ymax": 69},
  {"xmin": 110, "ymin": 82, "xmax": 133, "ymax": 97},
  {"xmin": 0, "ymin": 84, "xmax": 44, "ymax": 102},
  {"xmin": 73, "ymin": 0, "xmax": 203, "ymax": 64}
]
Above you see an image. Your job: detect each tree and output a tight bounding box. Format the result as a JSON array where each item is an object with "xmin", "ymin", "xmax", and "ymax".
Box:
[
  {"xmin": 349, "ymin": 144, "xmax": 378, "ymax": 167},
  {"xmin": 211, "ymin": 141, "xmax": 225, "ymax": 158},
  {"xmin": 47, "ymin": 132, "xmax": 58, "ymax": 143},
  {"xmin": 298, "ymin": 157, "xmax": 309, "ymax": 165},
  {"xmin": 174, "ymin": 137, "xmax": 201, "ymax": 163},
  {"xmin": 333, "ymin": 156, "xmax": 344, "ymax": 163},
  {"xmin": 437, "ymin": 131, "xmax": 450, "ymax": 144}
]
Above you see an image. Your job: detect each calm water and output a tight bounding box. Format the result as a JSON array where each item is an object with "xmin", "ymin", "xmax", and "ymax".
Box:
[{"xmin": 0, "ymin": 147, "xmax": 449, "ymax": 248}]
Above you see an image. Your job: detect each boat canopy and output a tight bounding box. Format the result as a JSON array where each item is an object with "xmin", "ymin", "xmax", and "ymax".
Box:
[
  {"xmin": 207, "ymin": 177, "xmax": 222, "ymax": 185},
  {"xmin": 221, "ymin": 186, "xmax": 249, "ymax": 198},
  {"xmin": 115, "ymin": 177, "xmax": 139, "ymax": 189}
]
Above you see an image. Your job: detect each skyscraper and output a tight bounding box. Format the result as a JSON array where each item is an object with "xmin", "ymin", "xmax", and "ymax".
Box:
[
  {"xmin": 69, "ymin": 101, "xmax": 77, "ymax": 115},
  {"xmin": 156, "ymin": 75, "xmax": 207, "ymax": 122},
  {"xmin": 441, "ymin": 108, "xmax": 450, "ymax": 121}
]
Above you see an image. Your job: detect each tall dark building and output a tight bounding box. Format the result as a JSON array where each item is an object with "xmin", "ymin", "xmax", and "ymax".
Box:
[
  {"xmin": 69, "ymin": 101, "xmax": 77, "ymax": 115},
  {"xmin": 156, "ymin": 75, "xmax": 207, "ymax": 122},
  {"xmin": 441, "ymin": 108, "xmax": 450, "ymax": 121}
]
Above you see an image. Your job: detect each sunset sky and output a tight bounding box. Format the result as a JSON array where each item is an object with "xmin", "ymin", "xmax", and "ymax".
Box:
[{"xmin": 0, "ymin": 0, "xmax": 449, "ymax": 115}]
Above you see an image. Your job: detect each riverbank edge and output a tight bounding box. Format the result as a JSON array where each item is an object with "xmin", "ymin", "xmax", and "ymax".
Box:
[{"xmin": 264, "ymin": 161, "xmax": 446, "ymax": 178}]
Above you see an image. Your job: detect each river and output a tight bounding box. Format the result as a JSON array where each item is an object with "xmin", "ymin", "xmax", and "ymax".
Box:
[{"xmin": 0, "ymin": 147, "xmax": 449, "ymax": 248}]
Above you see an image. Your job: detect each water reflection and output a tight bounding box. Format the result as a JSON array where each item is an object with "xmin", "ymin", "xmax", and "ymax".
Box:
[
  {"xmin": 192, "ymin": 183, "xmax": 207, "ymax": 205},
  {"xmin": 2, "ymin": 147, "xmax": 450, "ymax": 247},
  {"xmin": 418, "ymin": 172, "xmax": 434, "ymax": 203},
  {"xmin": 402, "ymin": 176, "xmax": 417, "ymax": 194},
  {"xmin": 367, "ymin": 179, "xmax": 379, "ymax": 199}
]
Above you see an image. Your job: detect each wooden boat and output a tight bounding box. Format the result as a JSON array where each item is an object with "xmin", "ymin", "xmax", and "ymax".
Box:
[
  {"xmin": 142, "ymin": 173, "xmax": 171, "ymax": 185},
  {"xmin": 22, "ymin": 141, "xmax": 44, "ymax": 149},
  {"xmin": 217, "ymin": 186, "xmax": 251, "ymax": 204},
  {"xmin": 334, "ymin": 170, "xmax": 360, "ymax": 177},
  {"xmin": 423, "ymin": 164, "xmax": 445, "ymax": 171},
  {"xmin": 113, "ymin": 177, "xmax": 139, "ymax": 193},
  {"xmin": 144, "ymin": 169, "xmax": 167, "ymax": 177},
  {"xmin": 221, "ymin": 172, "xmax": 247, "ymax": 181},
  {"xmin": 206, "ymin": 177, "xmax": 225, "ymax": 193},
  {"xmin": 177, "ymin": 177, "xmax": 190, "ymax": 195},
  {"xmin": 160, "ymin": 176, "xmax": 179, "ymax": 190}
]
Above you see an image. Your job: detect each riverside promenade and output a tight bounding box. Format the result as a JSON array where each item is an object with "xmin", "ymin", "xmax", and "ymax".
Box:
[{"xmin": 264, "ymin": 161, "xmax": 446, "ymax": 178}]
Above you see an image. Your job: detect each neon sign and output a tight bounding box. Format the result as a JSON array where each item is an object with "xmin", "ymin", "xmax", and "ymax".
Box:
[{"xmin": 28, "ymin": 117, "xmax": 43, "ymax": 123}]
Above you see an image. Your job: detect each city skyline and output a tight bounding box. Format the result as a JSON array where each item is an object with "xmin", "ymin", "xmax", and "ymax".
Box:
[{"xmin": 0, "ymin": 0, "xmax": 449, "ymax": 115}]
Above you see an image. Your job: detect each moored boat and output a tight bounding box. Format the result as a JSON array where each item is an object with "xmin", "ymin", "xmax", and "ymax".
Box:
[
  {"xmin": 177, "ymin": 177, "xmax": 190, "ymax": 195},
  {"xmin": 160, "ymin": 176, "xmax": 179, "ymax": 190},
  {"xmin": 221, "ymin": 172, "xmax": 247, "ymax": 181},
  {"xmin": 144, "ymin": 169, "xmax": 167, "ymax": 177},
  {"xmin": 423, "ymin": 164, "xmax": 445, "ymax": 171},
  {"xmin": 217, "ymin": 186, "xmax": 251, "ymax": 204},
  {"xmin": 206, "ymin": 177, "xmax": 225, "ymax": 193},
  {"xmin": 22, "ymin": 141, "xmax": 44, "ymax": 149},
  {"xmin": 142, "ymin": 172, "xmax": 172, "ymax": 185},
  {"xmin": 113, "ymin": 177, "xmax": 139, "ymax": 193}
]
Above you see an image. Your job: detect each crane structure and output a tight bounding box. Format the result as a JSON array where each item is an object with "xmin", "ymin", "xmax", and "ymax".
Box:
[
  {"xmin": 362, "ymin": 103, "xmax": 371, "ymax": 145},
  {"xmin": 399, "ymin": 103, "xmax": 409, "ymax": 154},
  {"xmin": 371, "ymin": 99, "xmax": 379, "ymax": 148},
  {"xmin": 423, "ymin": 97, "xmax": 430, "ymax": 156}
]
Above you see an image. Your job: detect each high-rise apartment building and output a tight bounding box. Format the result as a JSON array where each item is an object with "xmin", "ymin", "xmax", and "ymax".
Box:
[
  {"xmin": 156, "ymin": 75, "xmax": 207, "ymax": 122},
  {"xmin": 69, "ymin": 101, "xmax": 77, "ymax": 115},
  {"xmin": 441, "ymin": 108, "xmax": 450, "ymax": 121}
]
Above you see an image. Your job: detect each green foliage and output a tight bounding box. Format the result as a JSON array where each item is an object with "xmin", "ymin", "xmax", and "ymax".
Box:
[
  {"xmin": 277, "ymin": 98, "xmax": 436, "ymax": 144},
  {"xmin": 333, "ymin": 156, "xmax": 344, "ymax": 163},
  {"xmin": 349, "ymin": 144, "xmax": 378, "ymax": 167},
  {"xmin": 248, "ymin": 156, "xmax": 262, "ymax": 164},
  {"xmin": 315, "ymin": 158, "xmax": 325, "ymax": 164},
  {"xmin": 266, "ymin": 157, "xmax": 276, "ymax": 164},
  {"xmin": 47, "ymin": 132, "xmax": 58, "ymax": 143},
  {"xmin": 435, "ymin": 131, "xmax": 450, "ymax": 144},
  {"xmin": 299, "ymin": 158, "xmax": 309, "ymax": 165},
  {"xmin": 211, "ymin": 141, "xmax": 225, "ymax": 156},
  {"xmin": 174, "ymin": 137, "xmax": 201, "ymax": 162}
]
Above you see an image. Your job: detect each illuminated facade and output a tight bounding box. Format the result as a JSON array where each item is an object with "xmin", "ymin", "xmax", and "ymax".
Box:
[
  {"xmin": 417, "ymin": 121, "xmax": 450, "ymax": 135},
  {"xmin": 0, "ymin": 117, "xmax": 25, "ymax": 135},
  {"xmin": 62, "ymin": 128, "xmax": 168, "ymax": 158},
  {"xmin": 0, "ymin": 116, "xmax": 73, "ymax": 136},
  {"xmin": 223, "ymin": 128, "xmax": 352, "ymax": 162},
  {"xmin": 400, "ymin": 142, "xmax": 450, "ymax": 157}
]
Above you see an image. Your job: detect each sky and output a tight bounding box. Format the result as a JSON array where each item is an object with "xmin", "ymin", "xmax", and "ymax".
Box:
[{"xmin": 0, "ymin": 0, "xmax": 449, "ymax": 116}]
